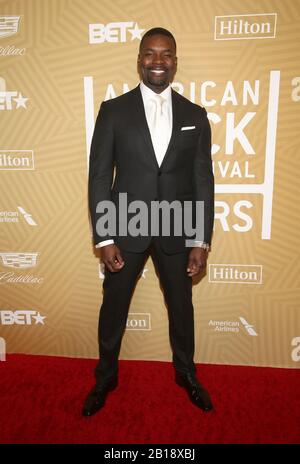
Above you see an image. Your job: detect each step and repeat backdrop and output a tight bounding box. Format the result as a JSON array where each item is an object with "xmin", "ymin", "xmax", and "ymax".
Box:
[{"xmin": 1, "ymin": 0, "xmax": 300, "ymax": 368}]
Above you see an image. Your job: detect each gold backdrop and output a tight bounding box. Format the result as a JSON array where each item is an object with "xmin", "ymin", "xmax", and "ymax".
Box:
[{"xmin": 1, "ymin": 0, "xmax": 300, "ymax": 368}]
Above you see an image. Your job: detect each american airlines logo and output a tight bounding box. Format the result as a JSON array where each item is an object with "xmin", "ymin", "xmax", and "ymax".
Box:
[
  {"xmin": 239, "ymin": 317, "xmax": 258, "ymax": 336},
  {"xmin": 17, "ymin": 207, "xmax": 37, "ymax": 224},
  {"xmin": 209, "ymin": 317, "xmax": 258, "ymax": 336},
  {"xmin": 0, "ymin": 207, "xmax": 37, "ymax": 226},
  {"xmin": 215, "ymin": 13, "xmax": 277, "ymax": 40},
  {"xmin": 0, "ymin": 252, "xmax": 38, "ymax": 269},
  {"xmin": 89, "ymin": 22, "xmax": 144, "ymax": 44},
  {"xmin": 126, "ymin": 313, "xmax": 151, "ymax": 331},
  {"xmin": 209, "ymin": 264, "xmax": 262, "ymax": 284},
  {"xmin": 0, "ymin": 150, "xmax": 34, "ymax": 170},
  {"xmin": 0, "ymin": 310, "xmax": 46, "ymax": 325}
]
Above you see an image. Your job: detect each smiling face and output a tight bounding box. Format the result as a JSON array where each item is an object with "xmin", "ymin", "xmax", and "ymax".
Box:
[{"xmin": 138, "ymin": 34, "xmax": 177, "ymax": 93}]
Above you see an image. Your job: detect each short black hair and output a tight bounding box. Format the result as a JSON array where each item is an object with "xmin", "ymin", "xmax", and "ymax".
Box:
[{"xmin": 139, "ymin": 27, "xmax": 177, "ymax": 52}]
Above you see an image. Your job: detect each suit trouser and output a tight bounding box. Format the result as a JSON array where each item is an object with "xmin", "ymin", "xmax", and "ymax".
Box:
[{"xmin": 95, "ymin": 237, "xmax": 196, "ymax": 384}]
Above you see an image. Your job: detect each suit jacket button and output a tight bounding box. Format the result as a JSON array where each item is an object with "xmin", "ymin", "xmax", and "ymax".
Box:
[{"xmin": 158, "ymin": 171, "xmax": 162, "ymax": 176}]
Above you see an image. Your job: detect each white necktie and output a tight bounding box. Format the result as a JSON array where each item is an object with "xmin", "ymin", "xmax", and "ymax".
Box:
[{"xmin": 149, "ymin": 94, "xmax": 171, "ymax": 167}]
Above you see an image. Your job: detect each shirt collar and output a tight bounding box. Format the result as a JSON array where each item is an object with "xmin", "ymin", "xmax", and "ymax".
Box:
[{"xmin": 140, "ymin": 81, "xmax": 172, "ymax": 105}]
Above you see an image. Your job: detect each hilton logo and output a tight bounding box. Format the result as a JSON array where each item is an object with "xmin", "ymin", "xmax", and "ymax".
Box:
[
  {"xmin": 215, "ymin": 13, "xmax": 277, "ymax": 40},
  {"xmin": 0, "ymin": 150, "xmax": 34, "ymax": 170},
  {"xmin": 126, "ymin": 313, "xmax": 151, "ymax": 331},
  {"xmin": 209, "ymin": 264, "xmax": 262, "ymax": 284}
]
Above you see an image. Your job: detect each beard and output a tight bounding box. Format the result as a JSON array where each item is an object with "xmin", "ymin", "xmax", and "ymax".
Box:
[{"xmin": 143, "ymin": 68, "xmax": 170, "ymax": 88}]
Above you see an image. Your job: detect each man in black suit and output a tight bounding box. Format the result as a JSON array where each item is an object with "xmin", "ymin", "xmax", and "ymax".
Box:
[{"xmin": 83, "ymin": 28, "xmax": 214, "ymax": 416}]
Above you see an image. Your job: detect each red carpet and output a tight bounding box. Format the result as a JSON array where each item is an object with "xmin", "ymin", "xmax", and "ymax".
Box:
[{"xmin": 0, "ymin": 354, "xmax": 299, "ymax": 444}]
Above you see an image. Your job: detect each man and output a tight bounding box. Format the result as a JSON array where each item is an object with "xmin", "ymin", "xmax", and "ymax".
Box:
[{"xmin": 83, "ymin": 28, "xmax": 214, "ymax": 417}]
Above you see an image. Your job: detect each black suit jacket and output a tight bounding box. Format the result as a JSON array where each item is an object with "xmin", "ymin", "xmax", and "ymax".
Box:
[{"xmin": 88, "ymin": 85, "xmax": 214, "ymax": 254}]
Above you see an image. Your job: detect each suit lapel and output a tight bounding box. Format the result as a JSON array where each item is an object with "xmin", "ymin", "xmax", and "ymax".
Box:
[
  {"xmin": 160, "ymin": 88, "xmax": 181, "ymax": 169},
  {"xmin": 131, "ymin": 86, "xmax": 159, "ymax": 168}
]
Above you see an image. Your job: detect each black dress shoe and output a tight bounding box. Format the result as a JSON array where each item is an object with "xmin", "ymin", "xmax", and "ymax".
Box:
[
  {"xmin": 82, "ymin": 377, "xmax": 118, "ymax": 417},
  {"xmin": 175, "ymin": 372, "xmax": 213, "ymax": 412}
]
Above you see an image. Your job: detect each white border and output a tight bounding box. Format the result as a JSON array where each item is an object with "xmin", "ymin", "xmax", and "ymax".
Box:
[{"xmin": 214, "ymin": 70, "xmax": 280, "ymax": 240}]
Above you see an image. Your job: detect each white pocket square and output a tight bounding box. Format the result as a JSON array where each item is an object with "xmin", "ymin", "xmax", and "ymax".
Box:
[{"xmin": 181, "ymin": 126, "xmax": 196, "ymax": 131}]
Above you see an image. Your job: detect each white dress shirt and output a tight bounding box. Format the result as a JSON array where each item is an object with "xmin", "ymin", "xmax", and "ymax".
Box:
[{"xmin": 140, "ymin": 81, "xmax": 172, "ymax": 167}]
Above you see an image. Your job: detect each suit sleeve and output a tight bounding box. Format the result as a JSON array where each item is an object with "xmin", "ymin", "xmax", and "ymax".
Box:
[
  {"xmin": 88, "ymin": 101, "xmax": 115, "ymax": 245},
  {"xmin": 193, "ymin": 109, "xmax": 214, "ymax": 245}
]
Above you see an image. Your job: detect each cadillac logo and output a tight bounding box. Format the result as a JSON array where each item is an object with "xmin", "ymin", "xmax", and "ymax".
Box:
[{"xmin": 0, "ymin": 16, "xmax": 20, "ymax": 39}]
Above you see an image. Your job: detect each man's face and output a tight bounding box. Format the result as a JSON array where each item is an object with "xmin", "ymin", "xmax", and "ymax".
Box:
[{"xmin": 138, "ymin": 34, "xmax": 177, "ymax": 93}]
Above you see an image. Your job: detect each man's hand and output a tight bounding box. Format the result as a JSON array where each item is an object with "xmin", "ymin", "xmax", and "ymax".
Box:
[
  {"xmin": 187, "ymin": 248, "xmax": 208, "ymax": 277},
  {"xmin": 101, "ymin": 244, "xmax": 125, "ymax": 273}
]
